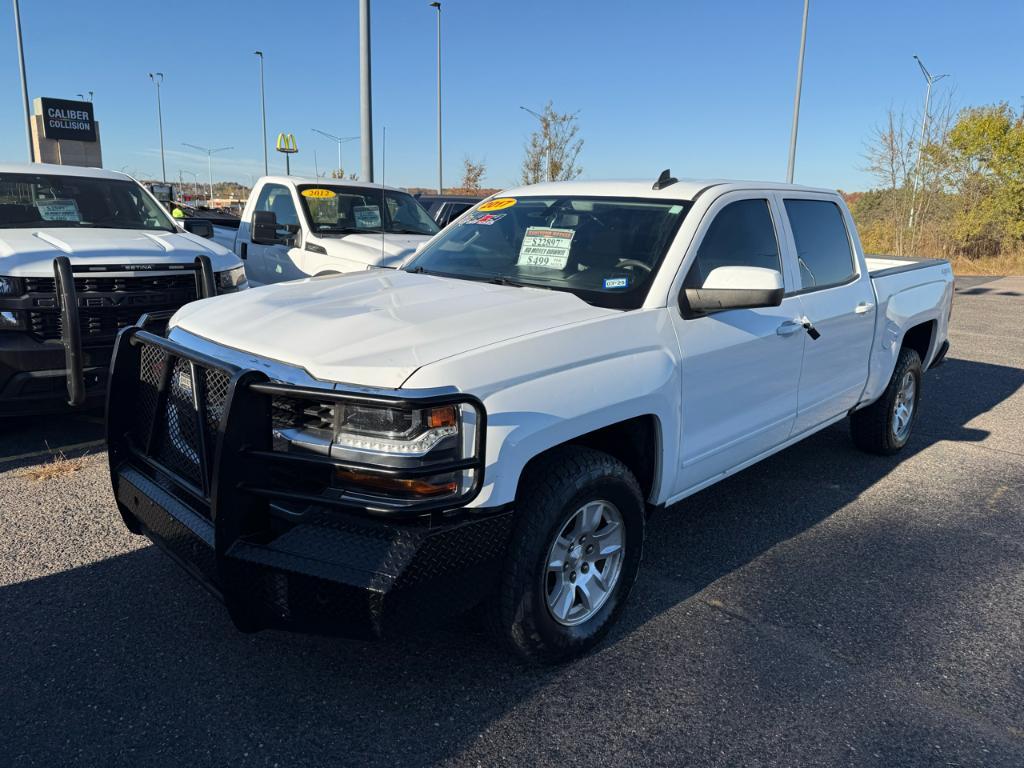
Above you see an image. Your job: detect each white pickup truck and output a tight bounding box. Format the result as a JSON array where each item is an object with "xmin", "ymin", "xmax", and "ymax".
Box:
[
  {"xmin": 0, "ymin": 163, "xmax": 245, "ymax": 413},
  {"xmin": 232, "ymin": 176, "xmax": 439, "ymax": 285},
  {"xmin": 106, "ymin": 174, "xmax": 953, "ymax": 662}
]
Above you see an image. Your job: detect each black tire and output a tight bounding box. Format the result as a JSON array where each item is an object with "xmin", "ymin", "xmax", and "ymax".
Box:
[
  {"xmin": 850, "ymin": 346, "xmax": 923, "ymax": 455},
  {"xmin": 487, "ymin": 446, "xmax": 645, "ymax": 663}
]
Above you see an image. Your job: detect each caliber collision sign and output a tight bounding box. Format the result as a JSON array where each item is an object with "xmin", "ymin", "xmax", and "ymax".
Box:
[{"xmin": 40, "ymin": 97, "xmax": 97, "ymax": 142}]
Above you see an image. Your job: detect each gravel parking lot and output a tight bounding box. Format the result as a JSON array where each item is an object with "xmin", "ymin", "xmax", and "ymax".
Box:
[{"xmin": 1, "ymin": 276, "xmax": 1022, "ymax": 768}]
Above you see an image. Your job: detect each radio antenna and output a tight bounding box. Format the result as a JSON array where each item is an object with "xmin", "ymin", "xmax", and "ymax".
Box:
[{"xmin": 380, "ymin": 125, "xmax": 386, "ymax": 264}]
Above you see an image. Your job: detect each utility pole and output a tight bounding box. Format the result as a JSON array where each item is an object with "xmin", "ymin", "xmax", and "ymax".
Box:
[
  {"xmin": 907, "ymin": 55, "xmax": 948, "ymax": 230},
  {"xmin": 359, "ymin": 0, "xmax": 374, "ymax": 181},
  {"xmin": 254, "ymin": 51, "xmax": 268, "ymax": 175},
  {"xmin": 13, "ymin": 0, "xmax": 34, "ymax": 161},
  {"xmin": 786, "ymin": 0, "xmax": 809, "ymax": 184},
  {"xmin": 183, "ymin": 143, "xmax": 232, "ymax": 204},
  {"xmin": 430, "ymin": 2, "xmax": 442, "ymax": 194},
  {"xmin": 149, "ymin": 73, "xmax": 167, "ymax": 183}
]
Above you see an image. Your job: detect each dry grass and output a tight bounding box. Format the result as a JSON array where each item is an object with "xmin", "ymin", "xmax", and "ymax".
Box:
[
  {"xmin": 17, "ymin": 451, "xmax": 87, "ymax": 482},
  {"xmin": 948, "ymin": 252, "xmax": 1024, "ymax": 276}
]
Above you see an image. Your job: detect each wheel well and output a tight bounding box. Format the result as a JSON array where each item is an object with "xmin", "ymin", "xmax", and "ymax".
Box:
[
  {"xmin": 521, "ymin": 416, "xmax": 660, "ymax": 502},
  {"xmin": 901, "ymin": 321, "xmax": 935, "ymax": 363}
]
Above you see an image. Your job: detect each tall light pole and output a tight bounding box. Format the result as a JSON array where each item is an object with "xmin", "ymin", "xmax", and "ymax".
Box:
[
  {"xmin": 149, "ymin": 73, "xmax": 167, "ymax": 183},
  {"xmin": 312, "ymin": 129, "xmax": 358, "ymax": 177},
  {"xmin": 254, "ymin": 51, "xmax": 268, "ymax": 175},
  {"xmin": 520, "ymin": 105, "xmax": 551, "ymax": 181},
  {"xmin": 13, "ymin": 0, "xmax": 34, "ymax": 161},
  {"xmin": 907, "ymin": 55, "xmax": 948, "ymax": 230},
  {"xmin": 430, "ymin": 2, "xmax": 442, "ymax": 194},
  {"xmin": 182, "ymin": 143, "xmax": 232, "ymax": 204},
  {"xmin": 786, "ymin": 0, "xmax": 810, "ymax": 184},
  {"xmin": 179, "ymin": 169, "xmax": 199, "ymax": 200},
  {"xmin": 359, "ymin": 0, "xmax": 374, "ymax": 181}
]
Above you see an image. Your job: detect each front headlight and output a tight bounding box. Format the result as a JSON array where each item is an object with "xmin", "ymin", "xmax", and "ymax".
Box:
[
  {"xmin": 333, "ymin": 403, "xmax": 460, "ymax": 456},
  {"xmin": 0, "ymin": 276, "xmax": 24, "ymax": 296},
  {"xmin": 216, "ymin": 266, "xmax": 248, "ymax": 292}
]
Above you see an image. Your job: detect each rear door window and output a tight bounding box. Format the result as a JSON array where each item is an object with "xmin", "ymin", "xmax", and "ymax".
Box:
[{"xmin": 784, "ymin": 200, "xmax": 856, "ymax": 289}]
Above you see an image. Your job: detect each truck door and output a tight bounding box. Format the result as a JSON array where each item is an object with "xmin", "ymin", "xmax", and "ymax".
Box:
[
  {"xmin": 247, "ymin": 183, "xmax": 305, "ymax": 284},
  {"xmin": 670, "ymin": 193, "xmax": 806, "ymax": 495},
  {"xmin": 778, "ymin": 196, "xmax": 876, "ymax": 434}
]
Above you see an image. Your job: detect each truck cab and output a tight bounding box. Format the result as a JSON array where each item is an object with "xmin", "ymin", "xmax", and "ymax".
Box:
[
  {"xmin": 234, "ymin": 176, "xmax": 439, "ymax": 285},
  {"xmin": 0, "ymin": 163, "xmax": 246, "ymax": 414}
]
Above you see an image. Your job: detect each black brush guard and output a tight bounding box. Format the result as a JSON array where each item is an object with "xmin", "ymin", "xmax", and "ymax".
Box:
[
  {"xmin": 106, "ymin": 324, "xmax": 511, "ymax": 637},
  {"xmin": 53, "ymin": 254, "xmax": 216, "ymax": 406}
]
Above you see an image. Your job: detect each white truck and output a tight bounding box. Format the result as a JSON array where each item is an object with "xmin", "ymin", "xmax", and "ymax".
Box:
[
  {"xmin": 232, "ymin": 176, "xmax": 439, "ymax": 285},
  {"xmin": 0, "ymin": 163, "xmax": 246, "ymax": 413},
  {"xmin": 106, "ymin": 173, "xmax": 953, "ymax": 662}
]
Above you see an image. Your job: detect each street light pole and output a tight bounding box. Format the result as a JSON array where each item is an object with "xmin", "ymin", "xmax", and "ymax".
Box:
[
  {"xmin": 430, "ymin": 2, "xmax": 442, "ymax": 194},
  {"xmin": 183, "ymin": 143, "xmax": 232, "ymax": 204},
  {"xmin": 359, "ymin": 0, "xmax": 374, "ymax": 181},
  {"xmin": 13, "ymin": 0, "xmax": 34, "ymax": 161},
  {"xmin": 254, "ymin": 51, "xmax": 268, "ymax": 175},
  {"xmin": 149, "ymin": 73, "xmax": 167, "ymax": 183},
  {"xmin": 312, "ymin": 128, "xmax": 358, "ymax": 177},
  {"xmin": 520, "ymin": 105, "xmax": 550, "ymax": 181},
  {"xmin": 786, "ymin": 0, "xmax": 810, "ymax": 184},
  {"xmin": 908, "ymin": 55, "xmax": 948, "ymax": 230}
]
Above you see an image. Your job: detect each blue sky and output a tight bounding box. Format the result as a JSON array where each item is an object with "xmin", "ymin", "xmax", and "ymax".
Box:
[{"xmin": 2, "ymin": 0, "xmax": 1021, "ymax": 191}]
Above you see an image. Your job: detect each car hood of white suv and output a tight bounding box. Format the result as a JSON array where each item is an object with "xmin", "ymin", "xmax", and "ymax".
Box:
[
  {"xmin": 311, "ymin": 231, "xmax": 432, "ymax": 268},
  {"xmin": 169, "ymin": 269, "xmax": 616, "ymax": 388},
  {"xmin": 0, "ymin": 226, "xmax": 236, "ymax": 275}
]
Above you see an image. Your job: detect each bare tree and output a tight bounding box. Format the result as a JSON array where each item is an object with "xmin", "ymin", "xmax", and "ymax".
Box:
[
  {"xmin": 460, "ymin": 156, "xmax": 487, "ymax": 191},
  {"xmin": 520, "ymin": 101, "xmax": 584, "ymax": 184},
  {"xmin": 862, "ymin": 108, "xmax": 915, "ymax": 255}
]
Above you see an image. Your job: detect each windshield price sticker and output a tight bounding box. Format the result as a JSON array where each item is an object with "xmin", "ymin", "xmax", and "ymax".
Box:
[
  {"xmin": 302, "ymin": 188, "xmax": 337, "ymax": 199},
  {"xmin": 478, "ymin": 197, "xmax": 517, "ymax": 212},
  {"xmin": 517, "ymin": 227, "xmax": 575, "ymax": 269},
  {"xmin": 36, "ymin": 198, "xmax": 82, "ymax": 222},
  {"xmin": 353, "ymin": 205, "xmax": 382, "ymax": 228}
]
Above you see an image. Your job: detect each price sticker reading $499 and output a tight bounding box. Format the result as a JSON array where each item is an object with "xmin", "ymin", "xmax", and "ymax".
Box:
[{"xmin": 516, "ymin": 226, "xmax": 575, "ymax": 269}]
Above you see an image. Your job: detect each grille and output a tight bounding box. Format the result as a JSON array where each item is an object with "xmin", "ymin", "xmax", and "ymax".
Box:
[
  {"xmin": 136, "ymin": 342, "xmax": 231, "ymax": 508},
  {"xmin": 26, "ymin": 272, "xmax": 199, "ymax": 345},
  {"xmin": 272, "ymin": 396, "xmax": 334, "ymax": 433}
]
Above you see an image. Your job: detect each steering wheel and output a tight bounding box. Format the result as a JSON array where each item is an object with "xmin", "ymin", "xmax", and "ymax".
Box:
[{"xmin": 615, "ymin": 258, "xmax": 653, "ymax": 273}]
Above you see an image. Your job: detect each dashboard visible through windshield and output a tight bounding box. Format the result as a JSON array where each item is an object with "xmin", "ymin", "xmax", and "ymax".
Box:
[
  {"xmin": 404, "ymin": 196, "xmax": 690, "ymax": 310},
  {"xmin": 297, "ymin": 184, "xmax": 439, "ymax": 237}
]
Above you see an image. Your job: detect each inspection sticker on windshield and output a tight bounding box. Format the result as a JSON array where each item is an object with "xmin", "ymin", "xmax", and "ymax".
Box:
[
  {"xmin": 353, "ymin": 205, "xmax": 382, "ymax": 228},
  {"xmin": 517, "ymin": 227, "xmax": 575, "ymax": 269},
  {"xmin": 36, "ymin": 198, "xmax": 81, "ymax": 222}
]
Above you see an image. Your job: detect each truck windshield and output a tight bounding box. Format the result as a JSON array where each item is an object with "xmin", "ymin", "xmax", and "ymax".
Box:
[
  {"xmin": 0, "ymin": 172, "xmax": 175, "ymax": 231},
  {"xmin": 297, "ymin": 185, "xmax": 439, "ymax": 236},
  {"xmin": 403, "ymin": 196, "xmax": 690, "ymax": 310}
]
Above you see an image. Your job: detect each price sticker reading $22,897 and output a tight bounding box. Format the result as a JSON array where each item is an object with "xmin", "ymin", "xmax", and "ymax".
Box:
[{"xmin": 516, "ymin": 226, "xmax": 576, "ymax": 269}]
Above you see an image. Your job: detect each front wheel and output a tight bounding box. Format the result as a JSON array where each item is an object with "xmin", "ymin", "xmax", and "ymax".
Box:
[
  {"xmin": 487, "ymin": 446, "xmax": 645, "ymax": 663},
  {"xmin": 850, "ymin": 346, "xmax": 923, "ymax": 455}
]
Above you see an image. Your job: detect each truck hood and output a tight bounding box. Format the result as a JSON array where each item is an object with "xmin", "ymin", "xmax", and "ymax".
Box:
[
  {"xmin": 0, "ymin": 226, "xmax": 237, "ymax": 276},
  {"xmin": 169, "ymin": 269, "xmax": 615, "ymax": 388},
  {"xmin": 311, "ymin": 232, "xmax": 431, "ymax": 268}
]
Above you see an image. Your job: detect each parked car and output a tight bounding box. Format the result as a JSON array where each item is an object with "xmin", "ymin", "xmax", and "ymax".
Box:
[
  {"xmin": 0, "ymin": 162, "xmax": 245, "ymax": 414},
  {"xmin": 415, "ymin": 194, "xmax": 484, "ymax": 228},
  {"xmin": 232, "ymin": 176, "xmax": 439, "ymax": 285},
  {"xmin": 106, "ymin": 173, "xmax": 953, "ymax": 661}
]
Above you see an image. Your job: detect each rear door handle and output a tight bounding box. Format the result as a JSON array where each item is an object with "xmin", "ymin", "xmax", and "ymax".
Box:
[
  {"xmin": 777, "ymin": 319, "xmax": 804, "ymax": 336},
  {"xmin": 855, "ymin": 301, "xmax": 874, "ymax": 314}
]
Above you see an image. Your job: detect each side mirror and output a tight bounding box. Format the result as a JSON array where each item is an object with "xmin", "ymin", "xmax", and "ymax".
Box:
[
  {"xmin": 251, "ymin": 210, "xmax": 280, "ymax": 245},
  {"xmin": 681, "ymin": 266, "xmax": 784, "ymax": 316},
  {"xmin": 182, "ymin": 218, "xmax": 214, "ymax": 239}
]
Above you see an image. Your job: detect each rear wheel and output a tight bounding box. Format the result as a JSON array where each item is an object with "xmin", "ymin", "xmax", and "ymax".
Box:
[
  {"xmin": 487, "ymin": 446, "xmax": 645, "ymax": 663},
  {"xmin": 851, "ymin": 347, "xmax": 923, "ymax": 455}
]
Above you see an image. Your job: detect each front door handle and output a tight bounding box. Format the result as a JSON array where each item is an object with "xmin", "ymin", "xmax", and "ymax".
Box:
[
  {"xmin": 777, "ymin": 319, "xmax": 804, "ymax": 336},
  {"xmin": 855, "ymin": 301, "xmax": 875, "ymax": 314}
]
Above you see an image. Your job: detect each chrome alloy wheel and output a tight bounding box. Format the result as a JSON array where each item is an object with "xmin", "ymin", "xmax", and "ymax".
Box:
[
  {"xmin": 892, "ymin": 370, "xmax": 917, "ymax": 441},
  {"xmin": 544, "ymin": 500, "xmax": 625, "ymax": 627}
]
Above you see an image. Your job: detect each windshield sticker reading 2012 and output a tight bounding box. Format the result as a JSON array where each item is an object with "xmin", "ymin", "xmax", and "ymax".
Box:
[{"xmin": 517, "ymin": 227, "xmax": 575, "ymax": 269}]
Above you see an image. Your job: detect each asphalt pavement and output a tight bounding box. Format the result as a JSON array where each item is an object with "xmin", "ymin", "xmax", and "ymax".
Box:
[{"xmin": 1, "ymin": 276, "xmax": 1022, "ymax": 767}]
